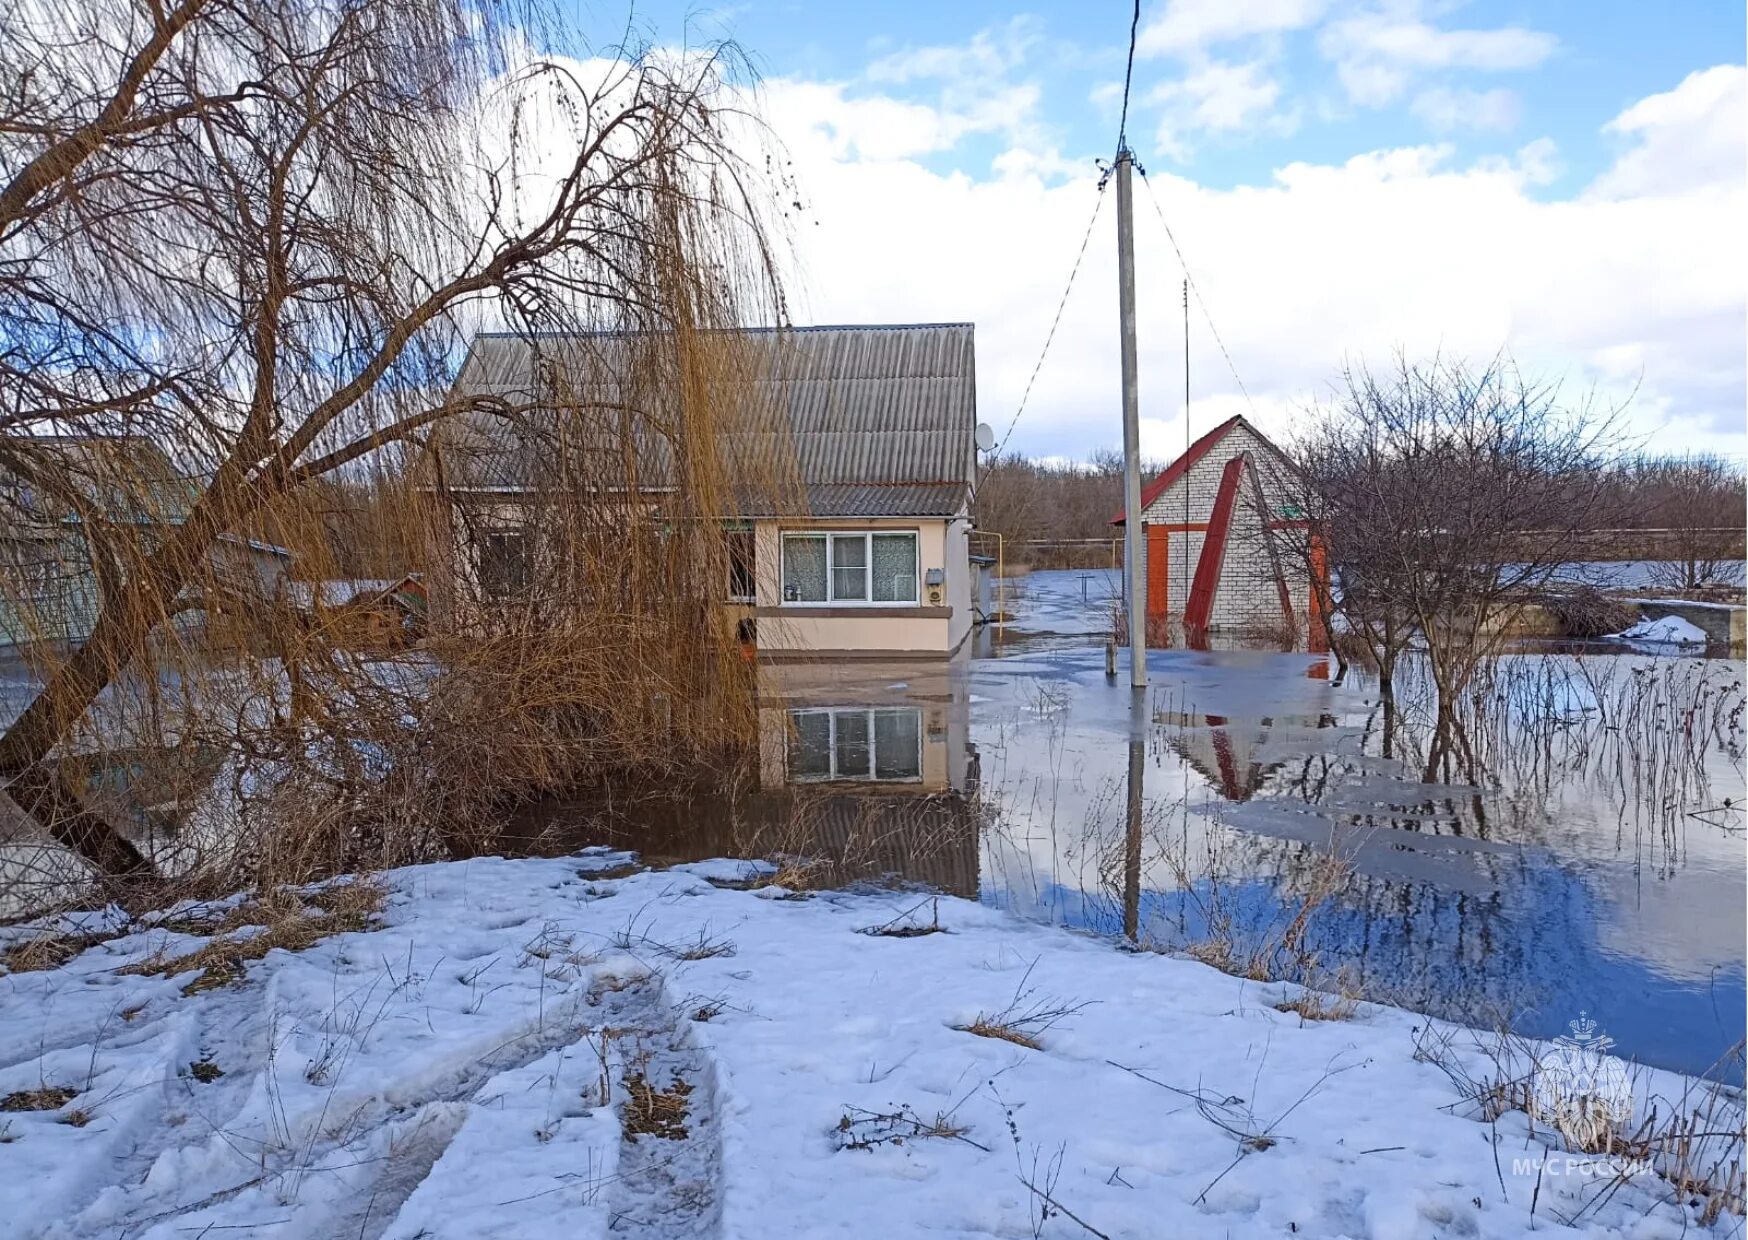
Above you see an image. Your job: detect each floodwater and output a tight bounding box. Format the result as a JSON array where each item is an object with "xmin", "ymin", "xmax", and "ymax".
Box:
[
  {"xmin": 976, "ymin": 575, "xmax": 1745, "ymax": 1081},
  {"xmin": 509, "ymin": 568, "xmax": 1747, "ymax": 1080}
]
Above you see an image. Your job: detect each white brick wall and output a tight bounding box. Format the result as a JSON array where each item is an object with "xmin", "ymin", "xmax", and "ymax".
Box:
[{"xmin": 1139, "ymin": 422, "xmax": 1315, "ymax": 635}]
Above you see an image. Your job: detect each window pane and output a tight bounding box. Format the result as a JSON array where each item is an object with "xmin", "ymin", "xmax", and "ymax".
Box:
[
  {"xmin": 788, "ymin": 711, "xmax": 832, "ymax": 780},
  {"xmin": 874, "ymin": 709, "xmax": 922, "ymax": 779},
  {"xmin": 831, "ymin": 534, "xmax": 867, "ymax": 567},
  {"xmin": 833, "ymin": 710, "xmax": 871, "ymax": 778},
  {"xmin": 782, "ymin": 536, "xmax": 826, "ymax": 602},
  {"xmin": 726, "ymin": 527, "xmax": 755, "ymax": 600},
  {"xmin": 478, "ymin": 531, "xmax": 529, "ymax": 598},
  {"xmin": 830, "ymin": 534, "xmax": 867, "ymax": 601},
  {"xmin": 831, "ymin": 567, "xmax": 867, "ymax": 600},
  {"xmin": 871, "ymin": 534, "xmax": 918, "ymax": 602}
]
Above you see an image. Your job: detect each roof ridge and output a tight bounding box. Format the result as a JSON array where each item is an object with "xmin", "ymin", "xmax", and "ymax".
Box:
[
  {"xmin": 471, "ymin": 323, "xmax": 974, "ymax": 340},
  {"xmin": 1111, "ymin": 413, "xmax": 1254, "ymax": 525}
]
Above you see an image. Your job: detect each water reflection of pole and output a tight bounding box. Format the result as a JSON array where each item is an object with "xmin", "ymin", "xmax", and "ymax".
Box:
[{"xmin": 1124, "ymin": 725, "xmax": 1144, "ymax": 942}]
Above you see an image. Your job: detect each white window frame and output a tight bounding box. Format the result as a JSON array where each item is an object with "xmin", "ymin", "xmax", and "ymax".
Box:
[
  {"xmin": 787, "ymin": 706, "xmax": 924, "ymax": 783},
  {"xmin": 779, "ymin": 529, "xmax": 919, "ymax": 606}
]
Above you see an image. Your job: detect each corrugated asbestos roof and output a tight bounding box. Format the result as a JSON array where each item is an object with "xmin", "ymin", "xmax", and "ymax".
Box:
[{"xmin": 441, "ymin": 325, "xmax": 977, "ymax": 518}]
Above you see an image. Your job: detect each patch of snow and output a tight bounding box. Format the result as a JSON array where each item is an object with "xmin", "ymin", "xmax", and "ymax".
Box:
[
  {"xmin": 0, "ymin": 856, "xmax": 1734, "ymax": 1238},
  {"xmin": 1607, "ymin": 616, "xmax": 1710, "ymax": 646},
  {"xmin": 668, "ymin": 857, "xmax": 777, "ymax": 882}
]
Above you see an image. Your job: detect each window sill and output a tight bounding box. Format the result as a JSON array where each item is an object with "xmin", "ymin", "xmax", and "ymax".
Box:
[{"xmin": 754, "ymin": 605, "xmax": 951, "ymax": 619}]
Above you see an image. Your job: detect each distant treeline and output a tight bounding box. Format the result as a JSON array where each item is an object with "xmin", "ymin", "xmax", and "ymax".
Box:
[{"xmin": 973, "ymin": 448, "xmax": 1745, "ymax": 565}]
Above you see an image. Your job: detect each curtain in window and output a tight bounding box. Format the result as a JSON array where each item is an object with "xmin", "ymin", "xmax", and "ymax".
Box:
[
  {"xmin": 830, "ymin": 534, "xmax": 867, "ymax": 600},
  {"xmin": 782, "ymin": 535, "xmax": 826, "ymax": 602},
  {"xmin": 872, "ymin": 534, "xmax": 918, "ymax": 602}
]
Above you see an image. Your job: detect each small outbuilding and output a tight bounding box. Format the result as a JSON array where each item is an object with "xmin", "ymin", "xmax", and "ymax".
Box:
[{"xmin": 1114, "ymin": 415, "xmax": 1327, "ymax": 646}]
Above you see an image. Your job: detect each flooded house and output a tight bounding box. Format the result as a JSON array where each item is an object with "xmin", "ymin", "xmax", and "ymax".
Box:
[
  {"xmin": 1113, "ymin": 414, "xmax": 1328, "ymax": 645},
  {"xmin": 432, "ymin": 323, "xmax": 981, "ymax": 661}
]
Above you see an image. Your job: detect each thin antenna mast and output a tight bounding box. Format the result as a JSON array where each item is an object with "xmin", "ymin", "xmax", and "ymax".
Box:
[{"xmin": 1182, "ymin": 278, "xmax": 1190, "ymax": 613}]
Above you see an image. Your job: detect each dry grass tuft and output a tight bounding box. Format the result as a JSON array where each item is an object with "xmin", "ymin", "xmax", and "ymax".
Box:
[
  {"xmin": 189, "ymin": 1059, "xmax": 224, "ymax": 1083},
  {"xmin": 1, "ymin": 1086, "xmax": 77, "ymax": 1112},
  {"xmin": 954, "ymin": 959, "xmax": 1089, "ymax": 1053},
  {"xmin": 119, "ymin": 880, "xmax": 385, "ymax": 993},
  {"xmin": 59, "ymin": 1108, "xmax": 92, "ymax": 1128},
  {"xmin": 622, "ymin": 1073, "xmax": 692, "ymax": 1141},
  {"xmin": 1274, "ymin": 991, "xmax": 1357, "ymax": 1023},
  {"xmin": 959, "ymin": 1017, "xmax": 1044, "ymax": 1051},
  {"xmin": 1, "ymin": 933, "xmax": 108, "ymax": 975},
  {"xmin": 767, "ymin": 856, "xmax": 834, "ymax": 892},
  {"xmin": 1274, "ymin": 971, "xmax": 1361, "ymax": 1023}
]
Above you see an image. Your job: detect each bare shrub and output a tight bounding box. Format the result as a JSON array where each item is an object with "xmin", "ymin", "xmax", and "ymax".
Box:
[
  {"xmin": 833, "ymin": 1104, "xmax": 983, "ymax": 1152},
  {"xmin": 1413, "ymin": 1023, "xmax": 1745, "ymax": 1225},
  {"xmin": 1278, "ymin": 354, "xmax": 1624, "ymax": 720},
  {"xmin": 1537, "ymin": 588, "xmax": 1638, "ymax": 639}
]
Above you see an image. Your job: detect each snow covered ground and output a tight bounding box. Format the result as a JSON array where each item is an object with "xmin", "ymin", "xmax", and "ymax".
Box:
[{"xmin": 1, "ymin": 853, "xmax": 1739, "ymax": 1239}]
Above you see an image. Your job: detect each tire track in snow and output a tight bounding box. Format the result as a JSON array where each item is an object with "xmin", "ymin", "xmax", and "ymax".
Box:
[
  {"xmin": 77, "ymin": 986, "xmax": 606, "ymax": 1239},
  {"xmin": 602, "ymin": 978, "xmax": 725, "ymax": 1239}
]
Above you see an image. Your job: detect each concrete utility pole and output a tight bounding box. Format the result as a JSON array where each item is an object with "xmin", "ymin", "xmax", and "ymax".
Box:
[{"xmin": 1115, "ymin": 148, "xmax": 1147, "ymax": 688}]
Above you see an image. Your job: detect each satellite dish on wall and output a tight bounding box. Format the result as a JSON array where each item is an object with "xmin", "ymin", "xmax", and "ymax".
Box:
[{"xmin": 974, "ymin": 422, "xmax": 996, "ymax": 453}]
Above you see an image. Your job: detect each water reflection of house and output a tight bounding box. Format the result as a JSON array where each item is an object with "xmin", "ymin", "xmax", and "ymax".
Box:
[
  {"xmin": 755, "ymin": 661, "xmax": 973, "ymax": 793},
  {"xmin": 1162, "ymin": 714, "xmax": 1279, "ymax": 802},
  {"xmin": 507, "ymin": 659, "xmax": 984, "ymax": 895},
  {"xmin": 1161, "ymin": 707, "xmax": 1337, "ymax": 803},
  {"xmin": 752, "ymin": 659, "xmax": 982, "ymax": 893}
]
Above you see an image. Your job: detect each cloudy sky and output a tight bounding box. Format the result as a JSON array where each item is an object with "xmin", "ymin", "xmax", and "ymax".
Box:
[{"xmin": 595, "ymin": 0, "xmax": 1744, "ymax": 463}]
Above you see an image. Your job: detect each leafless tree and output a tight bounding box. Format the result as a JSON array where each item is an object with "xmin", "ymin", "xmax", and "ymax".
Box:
[
  {"xmin": 0, "ymin": 0, "xmax": 790, "ymax": 883},
  {"xmin": 1279, "ymin": 355, "xmax": 1624, "ymax": 752},
  {"xmin": 974, "ymin": 450, "xmax": 1161, "ymax": 566},
  {"xmin": 1622, "ymin": 455, "xmax": 1745, "ymax": 593}
]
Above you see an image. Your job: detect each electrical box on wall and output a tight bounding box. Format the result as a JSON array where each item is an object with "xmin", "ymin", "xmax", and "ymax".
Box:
[{"xmin": 924, "ymin": 567, "xmax": 945, "ymax": 606}]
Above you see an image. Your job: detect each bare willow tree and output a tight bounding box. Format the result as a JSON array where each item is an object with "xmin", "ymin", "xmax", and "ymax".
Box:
[
  {"xmin": 0, "ymin": 0, "xmax": 790, "ymax": 887},
  {"xmin": 1280, "ymin": 356, "xmax": 1622, "ymax": 753}
]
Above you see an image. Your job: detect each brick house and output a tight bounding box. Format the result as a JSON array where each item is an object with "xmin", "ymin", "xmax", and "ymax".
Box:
[{"xmin": 1113, "ymin": 415, "xmax": 1327, "ymax": 646}]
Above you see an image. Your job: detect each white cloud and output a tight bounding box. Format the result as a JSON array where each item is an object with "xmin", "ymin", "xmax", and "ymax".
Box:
[
  {"xmin": 1586, "ymin": 64, "xmax": 1746, "ymax": 200},
  {"xmin": 1150, "ymin": 60, "xmax": 1294, "ymax": 158},
  {"xmin": 1320, "ymin": 11, "xmax": 1556, "ymax": 106},
  {"xmin": 1138, "ymin": 0, "xmax": 1326, "ymax": 57},
  {"xmin": 1410, "ymin": 85, "xmax": 1520, "ymax": 134},
  {"xmin": 754, "ymin": 66, "xmax": 1745, "ymax": 458},
  {"xmin": 866, "ymin": 17, "xmax": 1039, "ymax": 85}
]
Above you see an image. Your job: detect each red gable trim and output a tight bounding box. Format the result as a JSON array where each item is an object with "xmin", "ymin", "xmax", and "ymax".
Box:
[{"xmin": 1109, "ymin": 414, "xmax": 1244, "ymax": 526}]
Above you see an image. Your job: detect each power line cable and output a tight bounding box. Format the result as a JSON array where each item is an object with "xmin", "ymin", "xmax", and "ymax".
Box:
[
  {"xmin": 1137, "ymin": 169, "xmax": 1258, "ymax": 420},
  {"xmin": 993, "ymin": 180, "xmax": 1108, "ymax": 458},
  {"xmin": 1117, "ymin": 0, "xmax": 1141, "ymax": 152}
]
